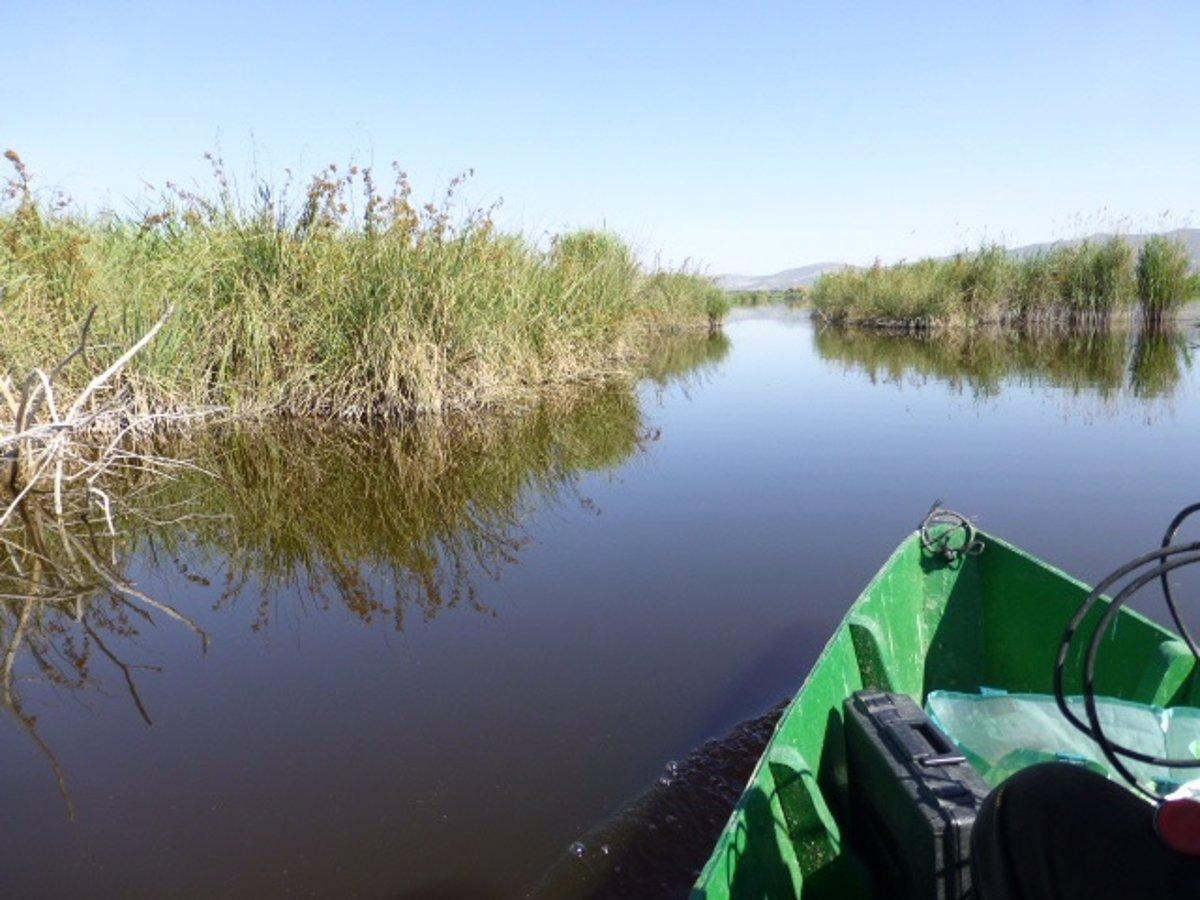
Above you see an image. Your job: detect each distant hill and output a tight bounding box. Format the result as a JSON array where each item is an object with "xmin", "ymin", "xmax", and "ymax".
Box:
[
  {"xmin": 716, "ymin": 228, "xmax": 1200, "ymax": 292},
  {"xmin": 1006, "ymin": 228, "xmax": 1200, "ymax": 262},
  {"xmin": 715, "ymin": 263, "xmax": 846, "ymax": 292}
]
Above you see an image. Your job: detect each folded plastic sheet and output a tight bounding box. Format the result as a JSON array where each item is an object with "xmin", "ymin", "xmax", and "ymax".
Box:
[{"xmin": 926, "ymin": 689, "xmax": 1200, "ymax": 794}]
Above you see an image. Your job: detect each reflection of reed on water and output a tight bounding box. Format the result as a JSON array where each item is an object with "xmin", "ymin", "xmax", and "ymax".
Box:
[
  {"xmin": 0, "ymin": 484, "xmax": 209, "ymax": 817},
  {"xmin": 0, "ymin": 328, "xmax": 732, "ymax": 815},
  {"xmin": 813, "ymin": 322, "xmax": 1194, "ymax": 401},
  {"xmin": 140, "ymin": 330, "xmax": 733, "ymax": 630},
  {"xmin": 1129, "ymin": 326, "xmax": 1193, "ymax": 399},
  {"xmin": 154, "ymin": 386, "xmax": 648, "ymax": 629},
  {"xmin": 0, "ymin": 304, "xmax": 216, "ymax": 817},
  {"xmin": 643, "ymin": 331, "xmax": 731, "ymax": 386},
  {"xmin": 0, "ymin": 388, "xmax": 646, "ymax": 816}
]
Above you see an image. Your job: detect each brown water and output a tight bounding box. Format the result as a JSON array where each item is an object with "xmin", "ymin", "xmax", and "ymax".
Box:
[{"xmin": 2, "ymin": 309, "xmax": 1199, "ymax": 897}]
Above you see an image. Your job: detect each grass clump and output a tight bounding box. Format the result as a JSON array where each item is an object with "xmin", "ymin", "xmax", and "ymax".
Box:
[
  {"xmin": 1137, "ymin": 235, "xmax": 1195, "ymax": 322},
  {"xmin": 812, "ymin": 236, "xmax": 1191, "ymax": 328},
  {"xmin": 0, "ymin": 151, "xmax": 723, "ymax": 422},
  {"xmin": 643, "ymin": 270, "xmax": 730, "ymax": 330}
]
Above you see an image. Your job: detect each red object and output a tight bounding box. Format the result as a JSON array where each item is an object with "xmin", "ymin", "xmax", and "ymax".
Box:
[{"xmin": 1156, "ymin": 797, "xmax": 1200, "ymax": 855}]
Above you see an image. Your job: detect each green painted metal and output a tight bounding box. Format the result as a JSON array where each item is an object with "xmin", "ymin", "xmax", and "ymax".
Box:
[{"xmin": 692, "ymin": 529, "xmax": 1197, "ymax": 899}]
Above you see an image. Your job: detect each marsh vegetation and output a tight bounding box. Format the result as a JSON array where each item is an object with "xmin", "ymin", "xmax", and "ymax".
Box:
[
  {"xmin": 811, "ymin": 237, "xmax": 1197, "ymax": 328},
  {"xmin": 1, "ymin": 151, "xmax": 726, "ymax": 425}
]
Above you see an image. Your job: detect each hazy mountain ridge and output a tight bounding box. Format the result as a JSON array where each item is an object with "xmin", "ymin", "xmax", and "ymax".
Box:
[
  {"xmin": 715, "ymin": 262, "xmax": 847, "ymax": 292},
  {"xmin": 717, "ymin": 228, "xmax": 1200, "ymax": 292}
]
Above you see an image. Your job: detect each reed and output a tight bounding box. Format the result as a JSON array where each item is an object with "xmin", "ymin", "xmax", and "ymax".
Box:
[
  {"xmin": 811, "ymin": 236, "xmax": 1190, "ymax": 328},
  {"xmin": 1137, "ymin": 235, "xmax": 1195, "ymax": 322},
  {"xmin": 0, "ymin": 151, "xmax": 723, "ymax": 423}
]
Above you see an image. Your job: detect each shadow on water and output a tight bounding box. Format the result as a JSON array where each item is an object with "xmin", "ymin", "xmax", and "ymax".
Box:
[
  {"xmin": 813, "ymin": 321, "xmax": 1196, "ymax": 401},
  {"xmin": 531, "ymin": 702, "xmax": 787, "ymax": 899},
  {"xmin": 532, "ymin": 699, "xmax": 876, "ymax": 899},
  {"xmin": 0, "ymin": 331, "xmax": 731, "ymax": 820}
]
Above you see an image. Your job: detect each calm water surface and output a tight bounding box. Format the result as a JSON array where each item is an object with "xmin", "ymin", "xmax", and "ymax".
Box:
[{"xmin": 3, "ymin": 309, "xmax": 1199, "ymax": 897}]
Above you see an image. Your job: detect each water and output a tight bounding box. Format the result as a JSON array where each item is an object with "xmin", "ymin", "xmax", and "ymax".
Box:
[{"xmin": 2, "ymin": 309, "xmax": 1199, "ymax": 897}]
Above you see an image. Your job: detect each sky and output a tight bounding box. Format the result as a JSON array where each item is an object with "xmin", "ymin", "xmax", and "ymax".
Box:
[{"xmin": 5, "ymin": 1, "xmax": 1200, "ymax": 274}]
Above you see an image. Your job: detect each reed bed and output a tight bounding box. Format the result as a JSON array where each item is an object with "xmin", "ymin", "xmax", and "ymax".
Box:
[
  {"xmin": 1, "ymin": 151, "xmax": 724, "ymax": 423},
  {"xmin": 1138, "ymin": 235, "xmax": 1194, "ymax": 323},
  {"xmin": 811, "ymin": 237, "xmax": 1197, "ymax": 328}
]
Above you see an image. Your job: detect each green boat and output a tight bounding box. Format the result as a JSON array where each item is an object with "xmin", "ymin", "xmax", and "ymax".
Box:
[{"xmin": 692, "ymin": 520, "xmax": 1197, "ymax": 899}]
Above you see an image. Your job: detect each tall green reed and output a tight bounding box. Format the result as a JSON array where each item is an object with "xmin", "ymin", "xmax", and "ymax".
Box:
[
  {"xmin": 0, "ymin": 151, "xmax": 723, "ymax": 421},
  {"xmin": 812, "ymin": 235, "xmax": 1189, "ymax": 327},
  {"xmin": 1137, "ymin": 235, "xmax": 1195, "ymax": 322}
]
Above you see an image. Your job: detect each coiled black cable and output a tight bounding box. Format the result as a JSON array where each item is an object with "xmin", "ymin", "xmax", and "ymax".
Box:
[
  {"xmin": 1054, "ymin": 504, "xmax": 1200, "ymax": 802},
  {"xmin": 920, "ymin": 501, "xmax": 985, "ymax": 563},
  {"xmin": 1161, "ymin": 503, "xmax": 1200, "ymax": 661}
]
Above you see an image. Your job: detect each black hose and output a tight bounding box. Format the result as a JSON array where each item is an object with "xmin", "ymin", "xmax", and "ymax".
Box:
[
  {"xmin": 1054, "ymin": 504, "xmax": 1200, "ymax": 802},
  {"xmin": 920, "ymin": 501, "xmax": 985, "ymax": 563},
  {"xmin": 1161, "ymin": 503, "xmax": 1200, "ymax": 660}
]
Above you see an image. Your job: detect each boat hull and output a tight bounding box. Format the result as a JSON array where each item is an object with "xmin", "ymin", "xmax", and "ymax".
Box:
[{"xmin": 693, "ymin": 530, "xmax": 1195, "ymax": 898}]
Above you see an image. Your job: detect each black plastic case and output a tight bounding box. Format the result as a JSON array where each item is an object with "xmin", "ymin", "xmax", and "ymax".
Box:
[{"xmin": 844, "ymin": 690, "xmax": 992, "ymax": 900}]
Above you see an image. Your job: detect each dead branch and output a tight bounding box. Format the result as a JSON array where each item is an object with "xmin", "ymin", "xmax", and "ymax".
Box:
[{"xmin": 66, "ymin": 304, "xmax": 173, "ymax": 421}]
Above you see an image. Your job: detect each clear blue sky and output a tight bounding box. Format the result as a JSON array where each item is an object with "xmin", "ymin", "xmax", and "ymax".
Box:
[{"xmin": 5, "ymin": 1, "xmax": 1199, "ymax": 274}]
